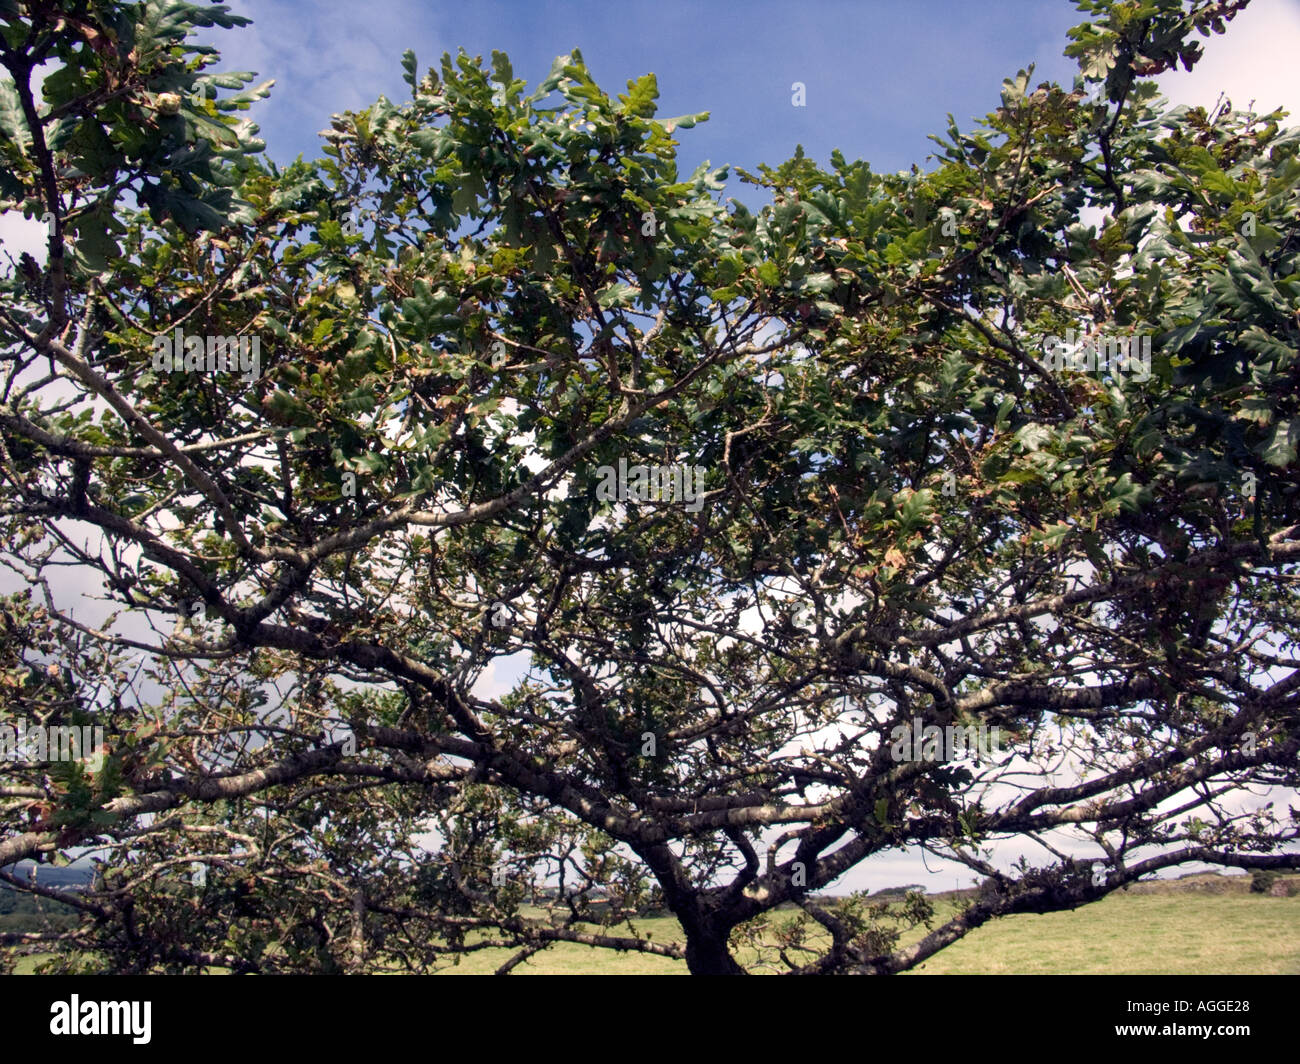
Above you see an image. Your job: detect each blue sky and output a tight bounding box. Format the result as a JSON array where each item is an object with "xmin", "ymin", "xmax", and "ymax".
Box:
[
  {"xmin": 210, "ymin": 1, "xmax": 1089, "ymax": 193},
  {"xmin": 7, "ymin": 0, "xmax": 1297, "ymax": 256},
  {"xmin": 197, "ymin": 0, "xmax": 1300, "ymax": 207}
]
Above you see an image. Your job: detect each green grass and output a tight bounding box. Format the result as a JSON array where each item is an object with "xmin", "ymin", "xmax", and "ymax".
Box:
[
  {"xmin": 435, "ymin": 875, "xmax": 1300, "ymax": 975},
  {"xmin": 13, "ymin": 953, "xmax": 44, "ymax": 974},
  {"xmin": 11, "ymin": 875, "xmax": 1300, "ymax": 974},
  {"xmin": 902, "ymin": 890, "xmax": 1300, "ymax": 975}
]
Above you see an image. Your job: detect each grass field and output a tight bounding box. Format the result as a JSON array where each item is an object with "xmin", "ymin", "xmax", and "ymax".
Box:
[
  {"xmin": 12, "ymin": 874, "xmax": 1300, "ymax": 975},
  {"xmin": 425, "ymin": 877, "xmax": 1300, "ymax": 975}
]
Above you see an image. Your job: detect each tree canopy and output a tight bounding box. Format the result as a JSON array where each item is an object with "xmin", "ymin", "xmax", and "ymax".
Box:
[{"xmin": 1, "ymin": 0, "xmax": 1297, "ymax": 975}]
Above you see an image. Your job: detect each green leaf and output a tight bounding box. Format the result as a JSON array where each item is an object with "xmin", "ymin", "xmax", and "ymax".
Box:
[
  {"xmin": 657, "ymin": 111, "xmax": 709, "ymax": 132},
  {"xmin": 69, "ymin": 216, "xmax": 122, "ymax": 274},
  {"xmin": 1261, "ymin": 419, "xmax": 1298, "ymax": 467},
  {"xmin": 1105, "ymin": 473, "xmax": 1145, "ymax": 514},
  {"xmin": 619, "ymin": 73, "xmax": 659, "ymax": 118},
  {"xmin": 490, "ymin": 50, "xmax": 514, "ymax": 90},
  {"xmin": 1030, "ymin": 522, "xmax": 1072, "ymax": 550},
  {"xmin": 1014, "ymin": 423, "xmax": 1053, "ymax": 453},
  {"xmin": 597, "ymin": 282, "xmax": 637, "ymax": 308},
  {"xmin": 0, "ymin": 75, "xmax": 31, "ymax": 150}
]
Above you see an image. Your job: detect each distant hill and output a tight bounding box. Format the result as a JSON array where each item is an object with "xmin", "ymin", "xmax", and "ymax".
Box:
[
  {"xmin": 867, "ymin": 884, "xmax": 927, "ymax": 899},
  {"xmin": 3, "ymin": 861, "xmax": 94, "ymax": 889}
]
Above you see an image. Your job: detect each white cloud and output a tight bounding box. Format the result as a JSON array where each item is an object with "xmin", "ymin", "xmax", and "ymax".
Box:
[
  {"xmin": 214, "ymin": 0, "xmax": 447, "ymax": 163},
  {"xmin": 1154, "ymin": 0, "xmax": 1300, "ymax": 118},
  {"xmin": 0, "ymin": 211, "xmax": 49, "ymax": 266}
]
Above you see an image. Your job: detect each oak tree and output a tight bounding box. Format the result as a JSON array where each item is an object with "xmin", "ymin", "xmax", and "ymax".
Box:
[{"xmin": 1, "ymin": 0, "xmax": 1297, "ymax": 974}]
